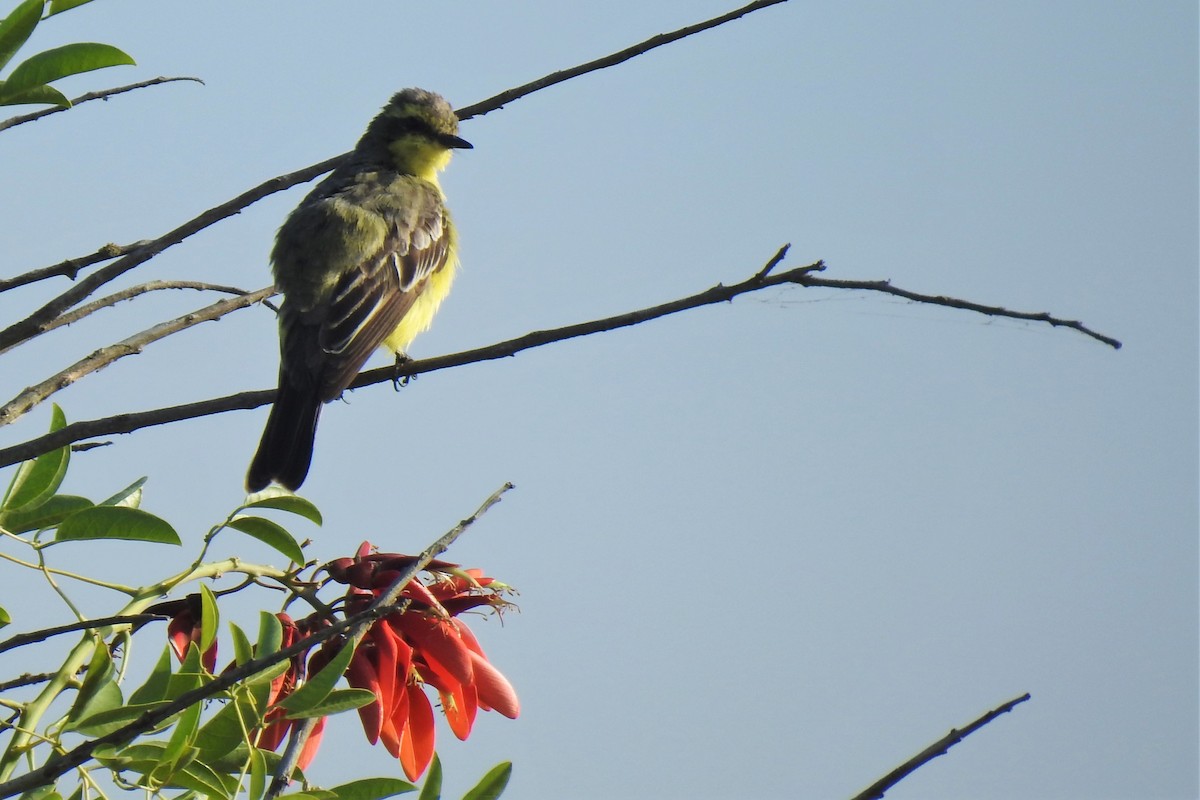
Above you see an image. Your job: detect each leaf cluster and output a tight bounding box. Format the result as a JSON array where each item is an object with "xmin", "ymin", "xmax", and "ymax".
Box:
[{"xmin": 0, "ymin": 412, "xmax": 510, "ymax": 800}]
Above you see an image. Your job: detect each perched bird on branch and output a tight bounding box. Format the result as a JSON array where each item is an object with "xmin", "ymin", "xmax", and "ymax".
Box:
[{"xmin": 247, "ymin": 88, "xmax": 471, "ymax": 492}]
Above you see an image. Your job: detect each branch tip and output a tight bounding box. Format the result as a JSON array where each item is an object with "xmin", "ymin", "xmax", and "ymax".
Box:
[{"xmin": 754, "ymin": 243, "xmax": 791, "ymax": 281}]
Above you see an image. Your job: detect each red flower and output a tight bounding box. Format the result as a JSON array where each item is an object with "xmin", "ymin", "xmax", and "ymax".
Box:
[
  {"xmin": 162, "ymin": 594, "xmax": 217, "ymax": 674},
  {"xmin": 329, "ymin": 544, "xmax": 520, "ymax": 781}
]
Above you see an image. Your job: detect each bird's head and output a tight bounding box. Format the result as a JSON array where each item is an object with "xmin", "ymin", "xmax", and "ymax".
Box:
[{"xmin": 360, "ymin": 88, "xmax": 472, "ymax": 180}]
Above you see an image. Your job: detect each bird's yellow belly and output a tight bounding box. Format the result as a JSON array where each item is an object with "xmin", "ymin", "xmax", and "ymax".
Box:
[{"xmin": 381, "ymin": 258, "xmax": 457, "ymax": 355}]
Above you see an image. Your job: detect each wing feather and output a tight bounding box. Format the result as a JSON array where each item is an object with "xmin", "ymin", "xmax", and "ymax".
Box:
[{"xmin": 310, "ymin": 199, "xmax": 451, "ymax": 399}]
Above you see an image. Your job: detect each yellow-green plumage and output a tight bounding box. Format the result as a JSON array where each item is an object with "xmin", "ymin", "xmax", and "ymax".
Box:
[{"xmin": 247, "ymin": 88, "xmax": 469, "ymax": 492}]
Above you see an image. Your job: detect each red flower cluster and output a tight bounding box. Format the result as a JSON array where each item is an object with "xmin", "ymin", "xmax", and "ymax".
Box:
[
  {"xmin": 163, "ymin": 545, "xmax": 518, "ymax": 781},
  {"xmin": 325, "ymin": 543, "xmax": 520, "ymax": 781}
]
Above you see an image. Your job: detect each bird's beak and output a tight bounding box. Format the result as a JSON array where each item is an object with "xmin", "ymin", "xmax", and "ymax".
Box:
[{"xmin": 441, "ymin": 133, "xmax": 473, "ymax": 149}]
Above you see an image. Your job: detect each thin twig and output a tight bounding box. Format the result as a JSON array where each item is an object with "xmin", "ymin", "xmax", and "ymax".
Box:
[
  {"xmin": 0, "ymin": 286, "xmax": 275, "ymax": 428},
  {"xmin": 0, "ymin": 485, "xmax": 514, "ymax": 800},
  {"xmin": 42, "ymin": 281, "xmax": 276, "ymax": 334},
  {"xmin": 454, "ymin": 0, "xmax": 790, "ymax": 120},
  {"xmin": 0, "ymin": 253, "xmax": 1120, "ymax": 469},
  {"xmin": 0, "ymin": 76, "xmax": 204, "ymax": 133},
  {"xmin": 850, "ymin": 693, "xmax": 1032, "ymax": 800},
  {"xmin": 806, "ymin": 276, "xmax": 1122, "ymax": 350},
  {"xmin": 0, "ymin": 615, "xmax": 168, "ymax": 655}
]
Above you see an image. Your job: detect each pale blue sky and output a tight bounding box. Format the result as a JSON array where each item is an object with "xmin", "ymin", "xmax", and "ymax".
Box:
[{"xmin": 1, "ymin": 2, "xmax": 1196, "ymax": 798}]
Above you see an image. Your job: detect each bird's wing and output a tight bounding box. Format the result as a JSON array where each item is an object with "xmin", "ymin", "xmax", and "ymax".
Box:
[{"xmin": 313, "ymin": 196, "xmax": 452, "ymax": 399}]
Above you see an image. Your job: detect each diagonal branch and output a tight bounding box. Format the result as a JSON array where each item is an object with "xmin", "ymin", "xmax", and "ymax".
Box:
[
  {"xmin": 0, "ymin": 241, "xmax": 147, "ymax": 294},
  {"xmin": 454, "ymin": 0, "xmax": 790, "ymax": 120},
  {"xmin": 850, "ymin": 693, "xmax": 1032, "ymax": 800},
  {"xmin": 0, "ymin": 286, "xmax": 275, "ymax": 429},
  {"xmin": 0, "ymin": 76, "xmax": 205, "ymax": 134},
  {"xmin": 0, "ymin": 0, "xmax": 789, "ymax": 339},
  {"xmin": 0, "ymin": 249, "xmax": 1120, "ymax": 469}
]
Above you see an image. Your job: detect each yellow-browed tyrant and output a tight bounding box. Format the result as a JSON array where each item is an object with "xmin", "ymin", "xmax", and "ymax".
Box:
[{"xmin": 247, "ymin": 88, "xmax": 470, "ymax": 492}]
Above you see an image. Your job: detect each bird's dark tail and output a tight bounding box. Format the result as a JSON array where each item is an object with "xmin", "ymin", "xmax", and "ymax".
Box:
[{"xmin": 246, "ymin": 380, "xmax": 322, "ymax": 492}]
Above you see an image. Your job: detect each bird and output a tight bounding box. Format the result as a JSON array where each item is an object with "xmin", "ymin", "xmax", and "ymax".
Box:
[{"xmin": 246, "ymin": 88, "xmax": 471, "ymax": 492}]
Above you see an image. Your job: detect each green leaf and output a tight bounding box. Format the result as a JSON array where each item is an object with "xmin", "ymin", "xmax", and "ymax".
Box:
[
  {"xmin": 243, "ymin": 490, "xmax": 323, "ymax": 526},
  {"xmin": 0, "ymin": 494, "xmax": 92, "ymax": 534},
  {"xmin": 72, "ymin": 700, "xmax": 168, "ymax": 737},
  {"xmin": 417, "ymin": 755, "xmax": 442, "ymax": 800},
  {"xmin": 46, "ymin": 0, "xmax": 93, "ymax": 15},
  {"xmin": 193, "ymin": 678, "xmax": 271, "ymax": 762},
  {"xmin": 230, "ymin": 622, "xmax": 253, "ymax": 666},
  {"xmin": 0, "ymin": 0, "xmax": 42, "ymax": 73},
  {"xmin": 248, "ymin": 748, "xmax": 268, "ymax": 800},
  {"xmin": 278, "ymin": 638, "xmax": 354, "ymax": 714},
  {"xmin": 460, "ymin": 763, "xmax": 511, "ymax": 800},
  {"xmin": 245, "ymin": 657, "xmax": 290, "ymax": 688},
  {"xmin": 284, "ymin": 688, "xmax": 374, "ymax": 720},
  {"xmin": 3, "ymin": 42, "xmax": 133, "ymax": 95},
  {"xmin": 3, "ymin": 405, "xmax": 68, "ymax": 512},
  {"xmin": 68, "ymin": 678, "xmax": 122, "ymax": 729},
  {"xmin": 94, "ymin": 740, "xmax": 168, "ymax": 772},
  {"xmin": 128, "ymin": 646, "xmax": 174, "ymax": 706},
  {"xmin": 198, "ymin": 584, "xmax": 219, "ymax": 656},
  {"xmin": 64, "ymin": 640, "xmax": 117, "ymax": 729},
  {"xmin": 169, "ymin": 760, "xmax": 237, "ymax": 799},
  {"xmin": 55, "ymin": 505, "xmax": 180, "ymax": 544},
  {"xmin": 0, "ymin": 605, "xmax": 9, "ymax": 629},
  {"xmin": 227, "ymin": 515, "xmax": 306, "ymax": 565},
  {"xmin": 98, "ymin": 477, "xmax": 146, "ymax": 507},
  {"xmin": 255, "ymin": 612, "xmax": 283, "ymax": 661},
  {"xmin": 0, "ymin": 80, "xmax": 68, "ymax": 107},
  {"xmin": 158, "ymin": 697, "xmax": 202, "ymax": 773},
  {"xmin": 163, "ymin": 643, "xmax": 208, "ymax": 699},
  {"xmin": 18, "ymin": 784, "xmax": 59, "ymax": 800},
  {"xmin": 327, "ymin": 778, "xmax": 416, "ymax": 800}
]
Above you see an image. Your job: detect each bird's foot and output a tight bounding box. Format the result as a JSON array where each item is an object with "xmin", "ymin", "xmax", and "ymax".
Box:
[{"xmin": 392, "ymin": 353, "xmax": 415, "ymax": 391}]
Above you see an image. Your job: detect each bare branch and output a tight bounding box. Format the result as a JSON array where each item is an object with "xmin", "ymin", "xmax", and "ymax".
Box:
[
  {"xmin": 0, "ymin": 77, "xmax": 204, "ymax": 133},
  {"xmin": 850, "ymin": 693, "xmax": 1032, "ymax": 800},
  {"xmin": 454, "ymin": 0, "xmax": 790, "ymax": 120},
  {"xmin": 753, "ymin": 243, "xmax": 791, "ymax": 281},
  {"xmin": 43, "ymin": 280, "xmax": 275, "ymax": 334},
  {"xmin": 0, "ymin": 286, "xmax": 274, "ymax": 428},
  {"xmin": 0, "ymin": 484, "xmax": 514, "ymax": 800},
  {"xmin": 0, "ymin": 615, "xmax": 168, "ymax": 655},
  {"xmin": 0, "ymin": 253, "xmax": 1119, "ymax": 469},
  {"xmin": 0, "ymin": 242, "xmax": 148, "ymax": 294},
  {"xmin": 806, "ymin": 276, "xmax": 1123, "ymax": 350}
]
